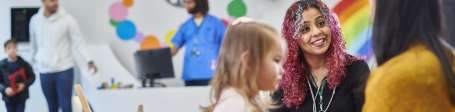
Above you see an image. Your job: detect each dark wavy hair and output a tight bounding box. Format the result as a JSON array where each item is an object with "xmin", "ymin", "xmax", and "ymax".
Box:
[
  {"xmin": 279, "ymin": 0, "xmax": 359, "ymax": 108},
  {"xmin": 373, "ymin": 0, "xmax": 455, "ymax": 103}
]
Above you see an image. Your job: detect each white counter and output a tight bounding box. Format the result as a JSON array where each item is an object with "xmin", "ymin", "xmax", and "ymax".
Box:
[{"xmin": 87, "ymin": 87, "xmax": 211, "ymax": 112}]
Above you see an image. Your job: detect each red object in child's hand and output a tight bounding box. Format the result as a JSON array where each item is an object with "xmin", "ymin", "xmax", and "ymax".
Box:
[{"xmin": 8, "ymin": 68, "xmax": 27, "ymax": 92}]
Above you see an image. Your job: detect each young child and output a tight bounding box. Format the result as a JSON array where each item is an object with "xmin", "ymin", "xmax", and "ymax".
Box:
[
  {"xmin": 202, "ymin": 18, "xmax": 287, "ymax": 112},
  {"xmin": 0, "ymin": 39, "xmax": 35, "ymax": 112}
]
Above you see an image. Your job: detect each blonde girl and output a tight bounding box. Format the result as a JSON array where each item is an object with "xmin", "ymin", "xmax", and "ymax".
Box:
[{"xmin": 201, "ymin": 18, "xmax": 287, "ymax": 112}]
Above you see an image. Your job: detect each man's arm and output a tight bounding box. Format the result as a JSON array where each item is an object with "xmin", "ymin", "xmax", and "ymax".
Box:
[
  {"xmin": 29, "ymin": 16, "xmax": 38, "ymax": 65},
  {"xmin": 171, "ymin": 25, "xmax": 187, "ymax": 56},
  {"xmin": 68, "ymin": 17, "xmax": 97, "ymax": 72}
]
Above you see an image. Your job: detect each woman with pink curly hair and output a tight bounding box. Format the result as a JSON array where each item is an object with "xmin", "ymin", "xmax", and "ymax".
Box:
[{"xmin": 271, "ymin": 0, "xmax": 370, "ymax": 112}]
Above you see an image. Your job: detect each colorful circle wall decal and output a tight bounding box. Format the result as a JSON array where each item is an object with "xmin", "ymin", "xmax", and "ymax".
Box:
[
  {"xmin": 141, "ymin": 35, "xmax": 161, "ymax": 50},
  {"xmin": 110, "ymin": 19, "xmax": 119, "ymax": 27},
  {"xmin": 164, "ymin": 29, "xmax": 177, "ymax": 48},
  {"xmin": 109, "ymin": 2, "xmax": 128, "ymax": 21},
  {"xmin": 227, "ymin": 0, "xmax": 247, "ymax": 18},
  {"xmin": 123, "ymin": 0, "xmax": 134, "ymax": 7},
  {"xmin": 134, "ymin": 32, "xmax": 144, "ymax": 42},
  {"xmin": 109, "ymin": 0, "xmax": 164, "ymax": 49},
  {"xmin": 116, "ymin": 20, "xmax": 137, "ymax": 40}
]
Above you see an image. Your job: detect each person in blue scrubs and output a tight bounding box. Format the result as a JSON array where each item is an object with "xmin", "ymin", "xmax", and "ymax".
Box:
[{"xmin": 171, "ymin": 0, "xmax": 226, "ymax": 86}]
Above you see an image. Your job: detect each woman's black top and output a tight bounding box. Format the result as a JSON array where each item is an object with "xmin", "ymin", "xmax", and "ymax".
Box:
[{"xmin": 272, "ymin": 60, "xmax": 370, "ymax": 112}]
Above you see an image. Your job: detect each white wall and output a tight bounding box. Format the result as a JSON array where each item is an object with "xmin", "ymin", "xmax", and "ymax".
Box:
[
  {"xmin": 57, "ymin": 0, "xmax": 302, "ymax": 80},
  {"xmin": 0, "ymin": 0, "xmax": 340, "ymax": 81}
]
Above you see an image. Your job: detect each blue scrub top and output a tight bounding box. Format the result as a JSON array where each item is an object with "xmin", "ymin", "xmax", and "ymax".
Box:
[{"xmin": 172, "ymin": 14, "xmax": 226, "ymax": 81}]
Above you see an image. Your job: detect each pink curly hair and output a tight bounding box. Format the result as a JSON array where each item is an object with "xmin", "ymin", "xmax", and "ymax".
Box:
[{"xmin": 280, "ymin": 0, "xmax": 359, "ymax": 108}]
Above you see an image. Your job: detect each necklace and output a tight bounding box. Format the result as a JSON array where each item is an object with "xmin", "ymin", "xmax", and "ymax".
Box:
[{"xmin": 307, "ymin": 76, "xmax": 336, "ymax": 112}]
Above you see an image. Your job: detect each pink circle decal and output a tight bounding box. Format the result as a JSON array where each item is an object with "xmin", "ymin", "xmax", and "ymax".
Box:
[{"xmin": 109, "ymin": 2, "xmax": 128, "ymax": 21}]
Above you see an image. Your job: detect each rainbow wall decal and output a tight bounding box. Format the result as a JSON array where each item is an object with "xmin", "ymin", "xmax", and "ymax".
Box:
[{"xmin": 333, "ymin": 0, "xmax": 373, "ymax": 60}]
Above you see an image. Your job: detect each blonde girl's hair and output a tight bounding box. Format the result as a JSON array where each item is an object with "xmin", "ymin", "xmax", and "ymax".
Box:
[{"xmin": 201, "ymin": 19, "xmax": 284, "ymax": 112}]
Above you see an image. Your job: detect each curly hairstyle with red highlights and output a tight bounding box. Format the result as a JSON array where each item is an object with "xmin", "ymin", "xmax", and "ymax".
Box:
[{"xmin": 279, "ymin": 0, "xmax": 359, "ymax": 108}]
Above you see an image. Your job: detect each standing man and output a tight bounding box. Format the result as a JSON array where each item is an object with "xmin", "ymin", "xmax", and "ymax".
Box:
[
  {"xmin": 29, "ymin": 0, "xmax": 97, "ymax": 112},
  {"xmin": 172, "ymin": 0, "xmax": 226, "ymax": 86}
]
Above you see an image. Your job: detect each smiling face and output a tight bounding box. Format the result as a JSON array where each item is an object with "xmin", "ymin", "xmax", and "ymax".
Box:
[{"xmin": 297, "ymin": 7, "xmax": 331, "ymax": 56}]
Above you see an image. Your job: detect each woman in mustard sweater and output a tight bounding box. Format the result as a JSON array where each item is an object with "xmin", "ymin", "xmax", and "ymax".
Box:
[{"xmin": 363, "ymin": 0, "xmax": 455, "ymax": 111}]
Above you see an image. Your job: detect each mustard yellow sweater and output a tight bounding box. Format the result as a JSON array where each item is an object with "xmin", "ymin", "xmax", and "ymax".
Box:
[{"xmin": 363, "ymin": 44, "xmax": 455, "ymax": 112}]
